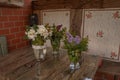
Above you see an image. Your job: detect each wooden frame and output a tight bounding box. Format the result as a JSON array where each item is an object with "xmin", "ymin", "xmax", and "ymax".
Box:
[{"xmin": 0, "ymin": 35, "xmax": 8, "ymax": 56}]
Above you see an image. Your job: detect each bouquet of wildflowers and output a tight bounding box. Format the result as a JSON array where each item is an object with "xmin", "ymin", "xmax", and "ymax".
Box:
[
  {"xmin": 46, "ymin": 24, "xmax": 66, "ymax": 51},
  {"xmin": 25, "ymin": 25, "xmax": 49, "ymax": 46},
  {"xmin": 46, "ymin": 24, "xmax": 66, "ymax": 41},
  {"xmin": 64, "ymin": 32, "xmax": 88, "ymax": 63}
]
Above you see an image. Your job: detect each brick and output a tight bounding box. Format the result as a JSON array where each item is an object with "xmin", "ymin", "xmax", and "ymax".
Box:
[
  {"xmin": 15, "ymin": 22, "xmax": 24, "ymax": 26},
  {"xmin": 10, "ymin": 27, "xmax": 19, "ymax": 33},
  {"xmin": 1, "ymin": 8, "xmax": 13, "ymax": 16},
  {"xmin": 19, "ymin": 16, "xmax": 28, "ymax": 23},
  {"xmin": 19, "ymin": 16, "xmax": 26, "ymax": 21},
  {"xmin": 19, "ymin": 26, "xmax": 25, "ymax": 31},
  {"xmin": 0, "ymin": 29, "xmax": 10, "ymax": 35},
  {"xmin": 0, "ymin": 0, "xmax": 32, "ymax": 52},
  {"xmin": 13, "ymin": 9, "xmax": 23, "ymax": 15},
  {"xmin": 12, "ymin": 38, "xmax": 21, "ymax": 44},
  {"xmin": 15, "ymin": 31, "xmax": 25, "ymax": 38},
  {"xmin": 0, "ymin": 23, "xmax": 3, "ymax": 29},
  {"xmin": 9, "ymin": 16, "xmax": 19, "ymax": 21},
  {"xmin": 23, "ymin": 9, "xmax": 31, "ymax": 16},
  {"xmin": 4, "ymin": 22, "xmax": 14, "ymax": 28},
  {"xmin": 0, "ymin": 16, "xmax": 8, "ymax": 22},
  {"xmin": 6, "ymin": 34, "xmax": 16, "ymax": 40},
  {"xmin": 23, "ymin": 20, "xmax": 29, "ymax": 25}
]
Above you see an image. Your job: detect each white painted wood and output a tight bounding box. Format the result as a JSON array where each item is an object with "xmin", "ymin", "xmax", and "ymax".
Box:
[
  {"xmin": 41, "ymin": 9, "xmax": 70, "ymax": 47},
  {"xmin": 82, "ymin": 8, "xmax": 120, "ymax": 62}
]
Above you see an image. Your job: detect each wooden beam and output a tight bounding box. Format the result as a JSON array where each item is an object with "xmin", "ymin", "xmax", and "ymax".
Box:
[{"xmin": 32, "ymin": 1, "xmax": 72, "ymax": 10}]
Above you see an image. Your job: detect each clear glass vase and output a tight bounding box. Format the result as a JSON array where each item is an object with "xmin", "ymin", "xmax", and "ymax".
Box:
[
  {"xmin": 32, "ymin": 45, "xmax": 46, "ymax": 60},
  {"xmin": 68, "ymin": 51, "xmax": 83, "ymax": 71},
  {"xmin": 32, "ymin": 45, "xmax": 46, "ymax": 80},
  {"xmin": 51, "ymin": 40, "xmax": 60, "ymax": 58}
]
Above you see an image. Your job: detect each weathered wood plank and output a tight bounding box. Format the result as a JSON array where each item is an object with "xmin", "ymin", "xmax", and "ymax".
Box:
[
  {"xmin": 0, "ymin": 47, "xmax": 100, "ymax": 80},
  {"xmin": 16, "ymin": 49, "xmax": 100, "ymax": 80},
  {"xmin": 0, "ymin": 47, "xmax": 36, "ymax": 80}
]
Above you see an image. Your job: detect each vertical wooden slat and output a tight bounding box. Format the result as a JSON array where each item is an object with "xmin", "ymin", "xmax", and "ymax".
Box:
[{"xmin": 0, "ymin": 35, "xmax": 8, "ymax": 56}]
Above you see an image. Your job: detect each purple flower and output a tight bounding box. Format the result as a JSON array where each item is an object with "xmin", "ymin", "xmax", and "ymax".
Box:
[
  {"xmin": 68, "ymin": 37, "xmax": 73, "ymax": 43},
  {"xmin": 73, "ymin": 36, "xmax": 81, "ymax": 44},
  {"xmin": 66, "ymin": 32, "xmax": 73, "ymax": 43},
  {"xmin": 66, "ymin": 32, "xmax": 72, "ymax": 38}
]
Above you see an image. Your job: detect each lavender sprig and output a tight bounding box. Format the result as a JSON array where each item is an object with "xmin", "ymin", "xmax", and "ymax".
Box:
[{"xmin": 73, "ymin": 36, "xmax": 81, "ymax": 44}]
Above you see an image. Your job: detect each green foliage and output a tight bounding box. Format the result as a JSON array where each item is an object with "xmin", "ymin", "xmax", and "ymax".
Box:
[
  {"xmin": 76, "ymin": 37, "xmax": 88, "ymax": 52},
  {"xmin": 25, "ymin": 24, "xmax": 48, "ymax": 46},
  {"xmin": 46, "ymin": 24, "xmax": 66, "ymax": 50},
  {"xmin": 49, "ymin": 24, "xmax": 65, "ymax": 40},
  {"xmin": 63, "ymin": 32, "xmax": 88, "ymax": 63},
  {"xmin": 31, "ymin": 35, "xmax": 45, "ymax": 45},
  {"xmin": 64, "ymin": 37, "xmax": 88, "ymax": 53}
]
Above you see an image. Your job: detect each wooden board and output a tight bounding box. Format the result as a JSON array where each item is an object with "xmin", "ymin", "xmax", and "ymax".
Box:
[
  {"xmin": 0, "ymin": 35, "xmax": 8, "ymax": 56},
  {"xmin": 0, "ymin": 47, "xmax": 100, "ymax": 80},
  {"xmin": 0, "ymin": 47, "xmax": 36, "ymax": 80},
  {"xmin": 16, "ymin": 48, "xmax": 100, "ymax": 80}
]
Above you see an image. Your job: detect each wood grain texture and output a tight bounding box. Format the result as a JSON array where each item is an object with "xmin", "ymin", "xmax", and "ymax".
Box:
[
  {"xmin": 0, "ymin": 47, "xmax": 36, "ymax": 80},
  {"xmin": 32, "ymin": 0, "xmax": 120, "ymax": 10},
  {"xmin": 0, "ymin": 47, "xmax": 100, "ymax": 80},
  {"xmin": 18, "ymin": 48, "xmax": 100, "ymax": 80}
]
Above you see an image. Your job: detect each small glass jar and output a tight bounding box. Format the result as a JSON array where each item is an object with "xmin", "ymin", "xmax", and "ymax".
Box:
[{"xmin": 68, "ymin": 50, "xmax": 83, "ymax": 71}]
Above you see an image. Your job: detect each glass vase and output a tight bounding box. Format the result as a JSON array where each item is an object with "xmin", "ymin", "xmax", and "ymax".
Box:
[
  {"xmin": 32, "ymin": 45, "xmax": 46, "ymax": 80},
  {"xmin": 68, "ymin": 51, "xmax": 83, "ymax": 71},
  {"xmin": 51, "ymin": 40, "xmax": 60, "ymax": 58},
  {"xmin": 32, "ymin": 45, "xmax": 46, "ymax": 60}
]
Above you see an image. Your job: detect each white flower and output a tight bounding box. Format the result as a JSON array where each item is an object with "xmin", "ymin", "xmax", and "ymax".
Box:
[
  {"xmin": 37, "ymin": 25, "xmax": 49, "ymax": 38},
  {"xmin": 43, "ymin": 30, "xmax": 49, "ymax": 38},
  {"xmin": 38, "ymin": 25, "xmax": 45, "ymax": 29},
  {"xmin": 26, "ymin": 28, "xmax": 36, "ymax": 40},
  {"xmin": 48, "ymin": 30, "xmax": 53, "ymax": 36},
  {"xmin": 37, "ymin": 25, "xmax": 46, "ymax": 33},
  {"xmin": 25, "ymin": 25, "xmax": 49, "ymax": 45}
]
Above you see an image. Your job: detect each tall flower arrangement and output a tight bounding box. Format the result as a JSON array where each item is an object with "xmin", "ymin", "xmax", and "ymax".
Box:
[
  {"xmin": 25, "ymin": 25, "xmax": 49, "ymax": 78},
  {"xmin": 64, "ymin": 32, "xmax": 88, "ymax": 64},
  {"xmin": 46, "ymin": 24, "xmax": 66, "ymax": 55},
  {"xmin": 25, "ymin": 25, "xmax": 49, "ymax": 46}
]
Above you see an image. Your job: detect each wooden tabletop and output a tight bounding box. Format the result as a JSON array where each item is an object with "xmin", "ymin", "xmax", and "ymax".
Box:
[
  {"xmin": 15, "ymin": 48, "xmax": 100, "ymax": 80},
  {"xmin": 0, "ymin": 47, "xmax": 36, "ymax": 80}
]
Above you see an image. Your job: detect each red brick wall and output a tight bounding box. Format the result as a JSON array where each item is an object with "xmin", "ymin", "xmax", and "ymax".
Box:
[{"xmin": 0, "ymin": 0, "xmax": 32, "ymax": 52}]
